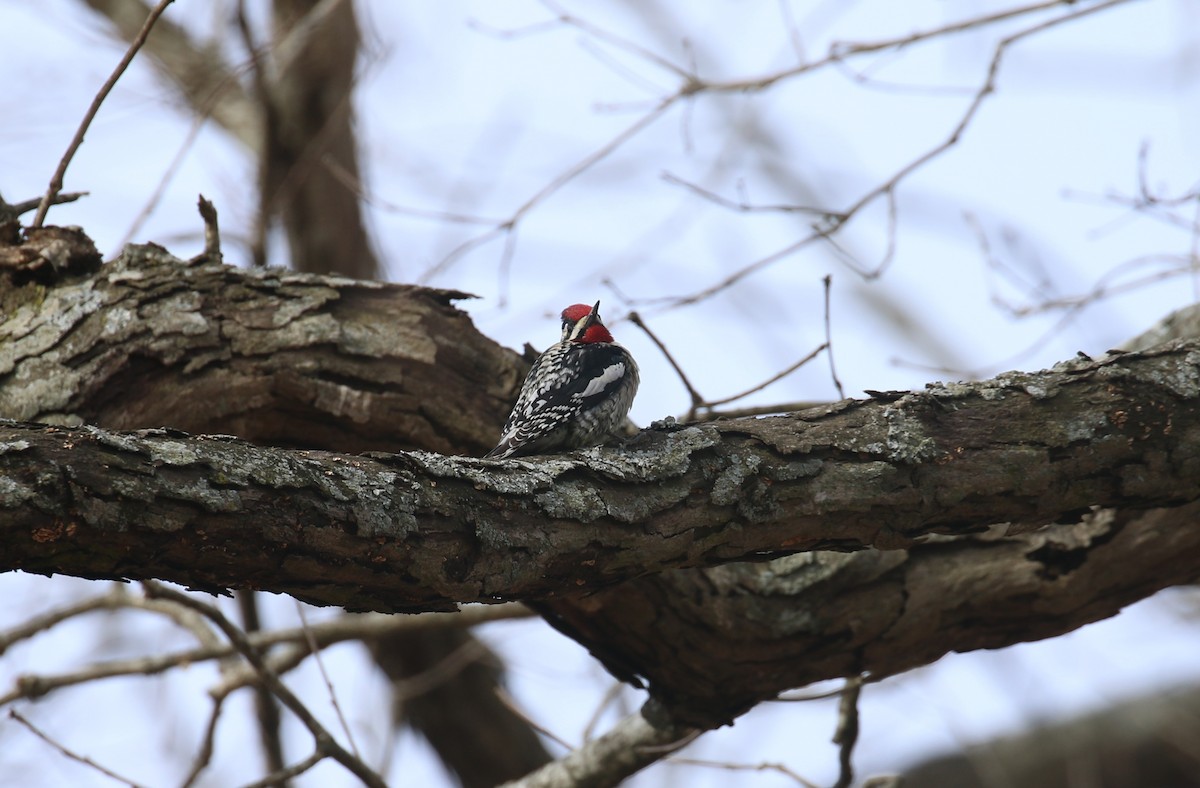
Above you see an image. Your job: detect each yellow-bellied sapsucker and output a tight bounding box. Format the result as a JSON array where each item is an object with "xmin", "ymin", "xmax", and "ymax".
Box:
[{"xmin": 485, "ymin": 301, "xmax": 638, "ymax": 459}]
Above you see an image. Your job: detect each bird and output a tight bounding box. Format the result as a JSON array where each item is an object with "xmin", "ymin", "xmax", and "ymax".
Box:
[{"xmin": 485, "ymin": 301, "xmax": 639, "ymax": 459}]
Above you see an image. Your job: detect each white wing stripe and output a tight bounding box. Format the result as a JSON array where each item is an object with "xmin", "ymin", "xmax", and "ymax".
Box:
[{"xmin": 579, "ymin": 363, "xmax": 626, "ymax": 398}]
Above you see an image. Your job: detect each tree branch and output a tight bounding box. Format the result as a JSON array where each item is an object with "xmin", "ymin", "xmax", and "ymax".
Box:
[
  {"xmin": 2, "ymin": 324, "xmax": 1197, "ymax": 609},
  {"xmin": 500, "ymin": 709, "xmax": 696, "ymax": 788},
  {"xmin": 3, "ymin": 232, "xmax": 1200, "ymax": 733}
]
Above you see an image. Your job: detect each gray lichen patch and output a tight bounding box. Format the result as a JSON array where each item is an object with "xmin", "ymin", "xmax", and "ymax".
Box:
[
  {"xmin": 415, "ymin": 450, "xmax": 579, "ymax": 496},
  {"xmin": 883, "ymin": 402, "xmax": 941, "ymax": 463},
  {"xmin": 4, "ymin": 358, "xmax": 84, "ymax": 419},
  {"xmin": 229, "ymin": 312, "xmax": 343, "ymax": 355},
  {"xmin": 148, "ymin": 440, "xmax": 201, "ymax": 466},
  {"xmin": 1136, "ymin": 349, "xmax": 1200, "ymax": 399},
  {"xmin": 534, "ymin": 481, "xmax": 609, "ymax": 522},
  {"xmin": 0, "ymin": 474, "xmax": 35, "ymax": 506},
  {"xmin": 86, "ymin": 426, "xmax": 143, "ymax": 453},
  {"xmin": 710, "ymin": 452, "xmax": 762, "ymax": 506},
  {"xmin": 0, "ymin": 439, "xmax": 31, "ymax": 455},
  {"xmin": 0, "ymin": 284, "xmax": 103, "ymax": 374},
  {"xmin": 583, "ymin": 426, "xmax": 717, "ymax": 481}
]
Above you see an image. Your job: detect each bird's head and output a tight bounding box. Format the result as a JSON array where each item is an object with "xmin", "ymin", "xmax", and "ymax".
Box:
[{"xmin": 561, "ymin": 301, "xmax": 613, "ymax": 344}]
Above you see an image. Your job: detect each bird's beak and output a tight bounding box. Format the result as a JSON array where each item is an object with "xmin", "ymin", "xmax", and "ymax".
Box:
[{"xmin": 579, "ymin": 301, "xmax": 602, "ymax": 332}]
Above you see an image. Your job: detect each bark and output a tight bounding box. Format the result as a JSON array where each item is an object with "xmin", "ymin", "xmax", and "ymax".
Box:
[
  {"xmin": 0, "ymin": 231, "xmax": 515, "ymax": 453},
  {"xmin": 3, "ymin": 231, "xmax": 1200, "ymax": 731}
]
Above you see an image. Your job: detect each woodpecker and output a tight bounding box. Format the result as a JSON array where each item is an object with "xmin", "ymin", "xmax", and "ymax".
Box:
[{"xmin": 485, "ymin": 301, "xmax": 639, "ymax": 459}]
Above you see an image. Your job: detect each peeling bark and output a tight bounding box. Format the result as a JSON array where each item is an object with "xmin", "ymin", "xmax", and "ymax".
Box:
[{"xmin": 0, "ymin": 235, "xmax": 518, "ymax": 454}]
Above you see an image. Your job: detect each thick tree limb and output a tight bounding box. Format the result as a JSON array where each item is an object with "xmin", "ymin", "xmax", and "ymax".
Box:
[{"xmin": 2, "ymin": 324, "xmax": 1197, "ymax": 610}]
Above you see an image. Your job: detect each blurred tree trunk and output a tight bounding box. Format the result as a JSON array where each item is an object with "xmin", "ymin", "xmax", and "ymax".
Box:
[
  {"xmin": 263, "ymin": 0, "xmax": 378, "ymax": 278},
  {"xmin": 81, "ymin": 0, "xmax": 380, "ymax": 276},
  {"xmin": 902, "ymin": 680, "xmax": 1200, "ymax": 788}
]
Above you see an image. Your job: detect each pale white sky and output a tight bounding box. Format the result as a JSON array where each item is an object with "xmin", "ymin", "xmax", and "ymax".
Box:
[{"xmin": 1, "ymin": 1, "xmax": 1198, "ymax": 786}]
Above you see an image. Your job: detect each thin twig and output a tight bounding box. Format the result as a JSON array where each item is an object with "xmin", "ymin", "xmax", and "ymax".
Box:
[
  {"xmin": 667, "ymin": 757, "xmax": 819, "ymax": 788},
  {"xmin": 238, "ymin": 750, "xmax": 325, "ymax": 788},
  {"xmin": 650, "ymin": 0, "xmax": 1133, "ymax": 311},
  {"xmin": 822, "ymin": 275, "xmax": 845, "ymax": 399},
  {"xmin": 32, "ymin": 0, "xmax": 176, "ymax": 228},
  {"xmin": 9, "ymin": 709, "xmax": 148, "ymax": 788},
  {"xmin": 582, "ymin": 682, "xmax": 626, "ymax": 743},
  {"xmin": 1, "ymin": 605, "xmax": 532, "ymax": 707},
  {"xmin": 179, "ymin": 696, "xmax": 227, "ymax": 788},
  {"xmin": 391, "ymin": 634, "xmax": 489, "ymax": 701},
  {"xmin": 117, "ymin": 117, "xmax": 206, "ymax": 253},
  {"xmin": 832, "ymin": 676, "xmax": 863, "ymax": 788},
  {"xmin": 296, "ymin": 603, "xmax": 361, "ymax": 759},
  {"xmin": 627, "ymin": 312, "xmax": 703, "ymax": 410},
  {"xmin": 0, "ymin": 192, "xmax": 87, "ymax": 222},
  {"xmin": 140, "ymin": 581, "xmax": 387, "ymax": 788},
  {"xmin": 702, "ymin": 342, "xmax": 828, "ymax": 409},
  {"xmin": 493, "ymin": 687, "xmax": 575, "ymax": 752},
  {"xmin": 197, "ymin": 195, "xmax": 222, "ymax": 262},
  {"xmin": 661, "ymin": 172, "xmax": 829, "ymax": 216},
  {"xmin": 322, "ymin": 157, "xmax": 501, "ymax": 225},
  {"xmin": 235, "ymin": 0, "xmax": 270, "ymax": 268},
  {"xmin": 419, "ymin": 99, "xmax": 674, "ymax": 284}
]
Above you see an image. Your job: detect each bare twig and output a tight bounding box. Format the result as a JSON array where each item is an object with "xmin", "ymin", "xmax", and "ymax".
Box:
[
  {"xmin": 239, "ymin": 750, "xmax": 325, "ymax": 788},
  {"xmin": 32, "ymin": 0, "xmax": 176, "ymax": 228},
  {"xmin": 661, "ymin": 172, "xmax": 829, "ymax": 216},
  {"xmin": 322, "ymin": 157, "xmax": 501, "ymax": 225},
  {"xmin": 140, "ymin": 581, "xmax": 387, "ymax": 788},
  {"xmin": 179, "ymin": 696, "xmax": 227, "ymax": 788},
  {"xmin": 582, "ymin": 682, "xmax": 627, "ymax": 743},
  {"xmin": 537, "ymin": 0, "xmax": 692, "ymax": 79},
  {"xmin": 822, "ymin": 275, "xmax": 845, "ymax": 399},
  {"xmin": 832, "ymin": 676, "xmax": 863, "ymax": 788},
  {"xmin": 0, "ymin": 192, "xmax": 87, "ymax": 223},
  {"xmin": 1, "ymin": 604, "xmax": 532, "ymax": 707},
  {"xmin": 702, "ymin": 342, "xmax": 828, "ymax": 409},
  {"xmin": 234, "ymin": 0, "xmax": 270, "ymax": 268},
  {"xmin": 667, "ymin": 757, "xmax": 820, "ymax": 788},
  {"xmin": 295, "ymin": 603, "xmax": 361, "ymax": 759},
  {"xmin": 627, "ymin": 311, "xmax": 703, "ymax": 410},
  {"xmin": 391, "ymin": 633, "xmax": 490, "ymax": 701},
  {"xmin": 500, "ymin": 711, "xmax": 698, "ymax": 788},
  {"xmin": 648, "ymin": 0, "xmax": 1133, "ymax": 310},
  {"xmin": 9, "ymin": 709, "xmax": 147, "ymax": 788},
  {"xmin": 197, "ymin": 195, "xmax": 222, "ymax": 262},
  {"xmin": 116, "ymin": 117, "xmax": 206, "ymax": 253},
  {"xmin": 418, "ymin": 99, "xmax": 674, "ymax": 285},
  {"xmin": 493, "ymin": 687, "xmax": 575, "ymax": 752}
]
